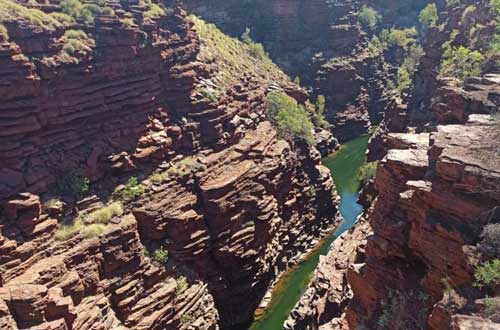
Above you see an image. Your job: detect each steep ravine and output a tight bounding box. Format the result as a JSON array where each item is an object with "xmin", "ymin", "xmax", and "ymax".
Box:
[
  {"xmin": 0, "ymin": 3, "xmax": 340, "ymax": 329},
  {"xmin": 285, "ymin": 0, "xmax": 500, "ymax": 328},
  {"xmin": 249, "ymin": 135, "xmax": 369, "ymax": 330}
]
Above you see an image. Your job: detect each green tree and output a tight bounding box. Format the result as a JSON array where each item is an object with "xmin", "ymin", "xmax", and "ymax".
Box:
[
  {"xmin": 440, "ymin": 45, "xmax": 484, "ymax": 81},
  {"xmin": 358, "ymin": 5, "xmax": 380, "ymax": 30},
  {"xmin": 265, "ymin": 91, "xmax": 315, "ymax": 145},
  {"xmin": 419, "ymin": 3, "xmax": 438, "ymax": 28},
  {"xmin": 491, "ymin": 0, "xmax": 500, "ymax": 15}
]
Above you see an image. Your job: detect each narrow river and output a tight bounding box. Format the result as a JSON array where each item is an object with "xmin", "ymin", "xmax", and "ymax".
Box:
[{"xmin": 248, "ymin": 135, "xmax": 370, "ymax": 330}]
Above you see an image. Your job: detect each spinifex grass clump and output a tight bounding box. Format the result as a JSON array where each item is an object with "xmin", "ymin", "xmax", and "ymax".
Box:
[{"xmin": 55, "ymin": 202, "xmax": 123, "ymax": 240}]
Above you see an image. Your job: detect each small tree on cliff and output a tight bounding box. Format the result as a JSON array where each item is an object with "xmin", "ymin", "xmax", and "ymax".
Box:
[
  {"xmin": 265, "ymin": 91, "xmax": 315, "ymax": 145},
  {"xmin": 440, "ymin": 44, "xmax": 484, "ymax": 81},
  {"xmin": 419, "ymin": 3, "xmax": 438, "ymax": 29},
  {"xmin": 358, "ymin": 5, "xmax": 380, "ymax": 30}
]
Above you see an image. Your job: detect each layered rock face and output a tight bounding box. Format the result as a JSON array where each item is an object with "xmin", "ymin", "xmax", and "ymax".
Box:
[
  {"xmin": 286, "ymin": 74, "xmax": 500, "ymax": 330},
  {"xmin": 172, "ymin": 0, "xmax": 437, "ymax": 142},
  {"xmin": 0, "ymin": 3, "xmax": 340, "ymax": 329}
]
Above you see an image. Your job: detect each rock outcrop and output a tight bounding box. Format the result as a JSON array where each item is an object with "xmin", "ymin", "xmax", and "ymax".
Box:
[
  {"xmin": 0, "ymin": 2, "xmax": 340, "ymax": 329},
  {"xmin": 286, "ymin": 73, "xmax": 500, "ymax": 329},
  {"xmin": 172, "ymin": 0, "xmax": 437, "ymax": 142}
]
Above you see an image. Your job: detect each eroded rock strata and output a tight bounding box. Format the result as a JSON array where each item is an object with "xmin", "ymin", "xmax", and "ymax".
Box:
[
  {"xmin": 0, "ymin": 3, "xmax": 340, "ymax": 329},
  {"xmin": 287, "ymin": 74, "xmax": 500, "ymax": 330},
  {"xmin": 172, "ymin": 0, "xmax": 440, "ymax": 142}
]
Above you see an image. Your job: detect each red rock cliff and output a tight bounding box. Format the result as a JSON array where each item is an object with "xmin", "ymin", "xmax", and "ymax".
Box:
[{"xmin": 0, "ymin": 3, "xmax": 340, "ymax": 329}]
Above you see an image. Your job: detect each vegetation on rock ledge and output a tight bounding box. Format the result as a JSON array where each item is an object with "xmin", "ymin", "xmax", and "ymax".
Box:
[
  {"xmin": 191, "ymin": 15, "xmax": 289, "ymax": 92},
  {"xmin": 265, "ymin": 91, "xmax": 315, "ymax": 145}
]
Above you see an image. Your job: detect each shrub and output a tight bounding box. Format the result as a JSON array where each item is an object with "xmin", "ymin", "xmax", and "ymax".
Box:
[
  {"xmin": 0, "ymin": 0, "xmax": 62, "ymax": 30},
  {"xmin": 150, "ymin": 173, "xmax": 164, "ymax": 184},
  {"xmin": 61, "ymin": 0, "xmax": 83, "ymax": 18},
  {"xmin": 83, "ymin": 202, "xmax": 123, "ymax": 224},
  {"xmin": 484, "ymin": 297, "xmax": 500, "ymax": 322},
  {"xmin": 61, "ymin": 0, "xmax": 100, "ymax": 25},
  {"xmin": 113, "ymin": 177, "xmax": 145, "ymax": 200},
  {"xmin": 143, "ymin": 3, "xmax": 165, "ymax": 20},
  {"xmin": 396, "ymin": 45, "xmax": 424, "ymax": 93},
  {"xmin": 81, "ymin": 223, "xmax": 106, "ymax": 238},
  {"xmin": 102, "ymin": 6, "xmax": 115, "ymax": 16},
  {"xmin": 180, "ymin": 314, "xmax": 193, "ymax": 324},
  {"xmin": 0, "ymin": 24, "xmax": 8, "ymax": 41},
  {"xmin": 54, "ymin": 218, "xmax": 84, "ymax": 241},
  {"xmin": 382, "ymin": 28, "xmax": 417, "ymax": 49},
  {"xmin": 198, "ymin": 87, "xmax": 218, "ymax": 102},
  {"xmin": 367, "ymin": 35, "xmax": 386, "ymax": 55},
  {"xmin": 489, "ymin": 33, "xmax": 500, "ymax": 55},
  {"xmin": 474, "ymin": 259, "xmax": 500, "ymax": 288},
  {"xmin": 49, "ymin": 12, "xmax": 74, "ymax": 26},
  {"xmin": 176, "ymin": 276, "xmax": 188, "ymax": 295},
  {"xmin": 358, "ymin": 161, "xmax": 378, "ymax": 184},
  {"xmin": 153, "ymin": 247, "xmax": 169, "ymax": 264},
  {"xmin": 491, "ymin": 0, "xmax": 500, "ymax": 15},
  {"xmin": 440, "ymin": 45, "xmax": 484, "ymax": 81},
  {"xmin": 56, "ymin": 174, "xmax": 89, "ymax": 198},
  {"xmin": 120, "ymin": 18, "xmax": 135, "ymax": 27},
  {"xmin": 313, "ymin": 95, "xmax": 330, "ymax": 128},
  {"xmin": 358, "ymin": 5, "xmax": 380, "ymax": 30},
  {"xmin": 241, "ymin": 28, "xmax": 267, "ymax": 60},
  {"xmin": 419, "ymin": 3, "xmax": 438, "ymax": 28},
  {"xmin": 266, "ymin": 91, "xmax": 315, "ymax": 145}
]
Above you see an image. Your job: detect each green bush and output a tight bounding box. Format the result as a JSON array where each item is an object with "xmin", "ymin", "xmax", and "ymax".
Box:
[
  {"xmin": 367, "ymin": 35, "xmax": 386, "ymax": 55},
  {"xmin": 419, "ymin": 3, "xmax": 438, "ymax": 28},
  {"xmin": 358, "ymin": 161, "xmax": 378, "ymax": 183},
  {"xmin": 120, "ymin": 17, "xmax": 135, "ymax": 27},
  {"xmin": 241, "ymin": 28, "xmax": 267, "ymax": 60},
  {"xmin": 266, "ymin": 91, "xmax": 315, "ymax": 145},
  {"xmin": 81, "ymin": 223, "xmax": 106, "ymax": 238},
  {"xmin": 180, "ymin": 314, "xmax": 193, "ymax": 324},
  {"xmin": 0, "ymin": 0, "xmax": 62, "ymax": 30},
  {"xmin": 102, "ymin": 6, "xmax": 115, "ymax": 16},
  {"xmin": 113, "ymin": 177, "xmax": 145, "ymax": 200},
  {"xmin": 198, "ymin": 87, "xmax": 218, "ymax": 102},
  {"xmin": 56, "ymin": 173, "xmax": 89, "ymax": 198},
  {"xmin": 396, "ymin": 45, "xmax": 424, "ymax": 93},
  {"xmin": 176, "ymin": 276, "xmax": 188, "ymax": 295},
  {"xmin": 474, "ymin": 259, "xmax": 500, "ymax": 288},
  {"xmin": 61, "ymin": 0, "xmax": 100, "ymax": 25},
  {"xmin": 54, "ymin": 218, "xmax": 84, "ymax": 241},
  {"xmin": 143, "ymin": 3, "xmax": 165, "ymax": 20},
  {"xmin": 440, "ymin": 45, "xmax": 484, "ymax": 81},
  {"xmin": 381, "ymin": 28, "xmax": 417, "ymax": 49},
  {"xmin": 49, "ymin": 12, "xmax": 74, "ymax": 26},
  {"xmin": 358, "ymin": 5, "xmax": 380, "ymax": 30},
  {"xmin": 313, "ymin": 95, "xmax": 330, "ymax": 128},
  {"xmin": 491, "ymin": 0, "xmax": 500, "ymax": 15},
  {"xmin": 153, "ymin": 247, "xmax": 169, "ymax": 264},
  {"xmin": 83, "ymin": 202, "xmax": 123, "ymax": 224}
]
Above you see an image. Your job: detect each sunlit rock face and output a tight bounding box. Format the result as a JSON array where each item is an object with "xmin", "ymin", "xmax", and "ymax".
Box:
[{"xmin": 0, "ymin": 4, "xmax": 340, "ymax": 329}]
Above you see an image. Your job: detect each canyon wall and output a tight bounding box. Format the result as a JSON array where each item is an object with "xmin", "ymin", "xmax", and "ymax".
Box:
[
  {"xmin": 171, "ymin": 0, "xmax": 440, "ymax": 142},
  {"xmin": 287, "ymin": 0, "xmax": 500, "ymax": 329},
  {"xmin": 0, "ymin": 3, "xmax": 340, "ymax": 329}
]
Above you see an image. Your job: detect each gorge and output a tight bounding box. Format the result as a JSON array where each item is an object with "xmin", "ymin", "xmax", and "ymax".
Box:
[{"xmin": 0, "ymin": 0, "xmax": 499, "ymax": 330}]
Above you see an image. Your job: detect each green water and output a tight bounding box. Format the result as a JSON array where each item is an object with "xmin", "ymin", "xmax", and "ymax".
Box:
[{"xmin": 248, "ymin": 135, "xmax": 370, "ymax": 330}]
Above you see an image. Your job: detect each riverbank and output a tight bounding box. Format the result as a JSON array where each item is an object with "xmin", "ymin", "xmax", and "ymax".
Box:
[{"xmin": 247, "ymin": 135, "xmax": 370, "ymax": 330}]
